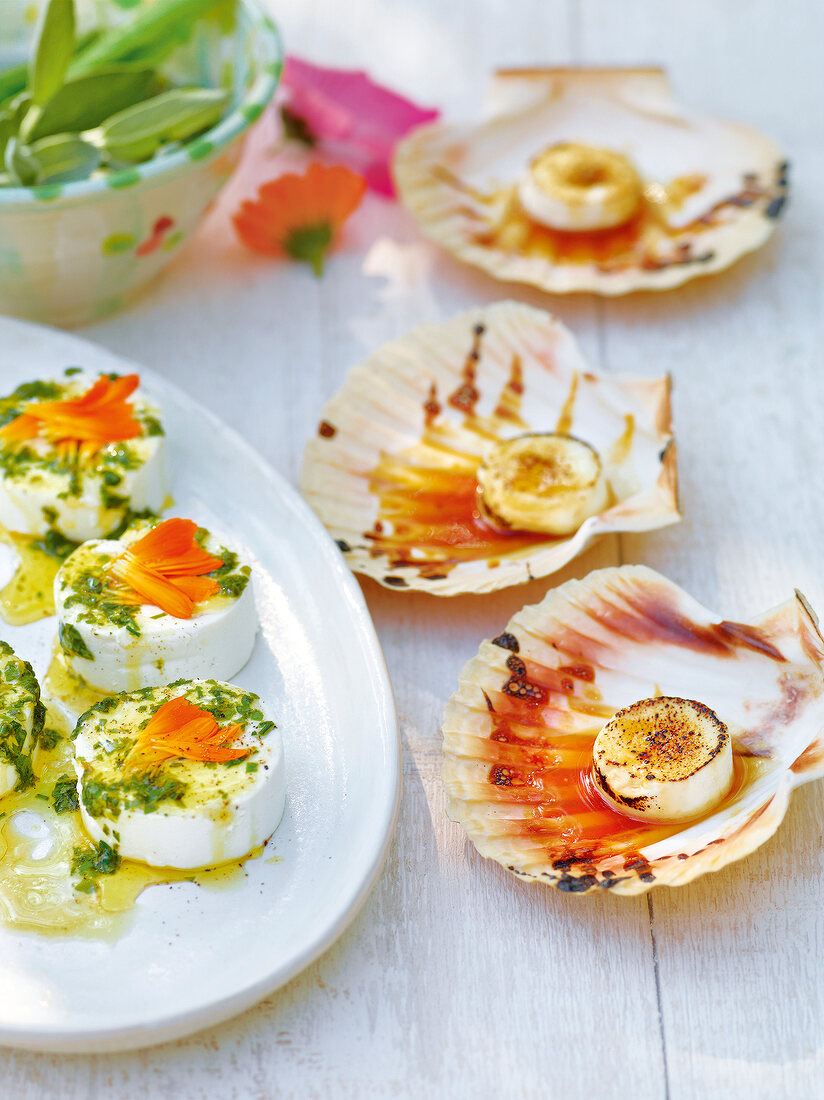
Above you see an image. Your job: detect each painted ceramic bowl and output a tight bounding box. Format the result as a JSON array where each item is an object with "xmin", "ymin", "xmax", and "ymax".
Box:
[{"xmin": 0, "ymin": 0, "xmax": 281, "ymax": 327}]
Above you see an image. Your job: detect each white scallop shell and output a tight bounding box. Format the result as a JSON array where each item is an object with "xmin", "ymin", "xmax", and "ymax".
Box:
[
  {"xmin": 442, "ymin": 565, "xmax": 824, "ymax": 894},
  {"xmin": 394, "ymin": 68, "xmax": 787, "ymax": 295},
  {"xmin": 300, "ymin": 302, "xmax": 678, "ymax": 595}
]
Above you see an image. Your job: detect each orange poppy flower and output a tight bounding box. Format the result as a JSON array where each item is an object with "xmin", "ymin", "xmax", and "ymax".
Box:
[
  {"xmin": 109, "ymin": 518, "xmax": 224, "ymax": 619},
  {"xmin": 0, "ymin": 374, "xmax": 143, "ymax": 460},
  {"xmin": 233, "ymin": 162, "xmax": 367, "ymax": 276},
  {"xmin": 123, "ymin": 695, "xmax": 248, "ymax": 774}
]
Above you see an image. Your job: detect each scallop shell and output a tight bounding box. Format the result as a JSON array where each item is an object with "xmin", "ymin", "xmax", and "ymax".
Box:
[
  {"xmin": 300, "ymin": 302, "xmax": 678, "ymax": 595},
  {"xmin": 394, "ymin": 68, "xmax": 788, "ymax": 295},
  {"xmin": 442, "ymin": 565, "xmax": 824, "ymax": 894}
]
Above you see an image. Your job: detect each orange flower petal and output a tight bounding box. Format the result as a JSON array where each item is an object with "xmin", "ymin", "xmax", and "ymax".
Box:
[
  {"xmin": 107, "ymin": 519, "xmax": 226, "ymax": 618},
  {"xmin": 172, "ymin": 575, "xmax": 221, "ymax": 602},
  {"xmin": 233, "ymin": 162, "xmax": 367, "ymax": 265},
  {"xmin": 127, "ymin": 518, "xmax": 223, "ymax": 577},
  {"xmin": 110, "ymin": 556, "xmax": 195, "ymax": 619},
  {"xmin": 124, "ymin": 695, "xmax": 249, "ymax": 773},
  {"xmin": 0, "ymin": 373, "xmax": 143, "ymax": 450}
]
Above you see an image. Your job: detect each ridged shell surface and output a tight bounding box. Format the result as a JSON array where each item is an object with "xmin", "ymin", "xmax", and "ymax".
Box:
[
  {"xmin": 300, "ymin": 302, "xmax": 678, "ymax": 595},
  {"xmin": 442, "ymin": 565, "xmax": 824, "ymax": 894},
  {"xmin": 394, "ymin": 68, "xmax": 787, "ymax": 295}
]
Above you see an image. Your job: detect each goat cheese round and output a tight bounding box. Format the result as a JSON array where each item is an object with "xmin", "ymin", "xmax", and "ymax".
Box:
[
  {"xmin": 73, "ymin": 679, "xmax": 285, "ymax": 869},
  {"xmin": 0, "ymin": 372, "xmax": 166, "ymax": 542},
  {"xmin": 55, "ymin": 520, "xmax": 257, "ymax": 693},
  {"xmin": 0, "ymin": 640, "xmax": 43, "ymax": 796}
]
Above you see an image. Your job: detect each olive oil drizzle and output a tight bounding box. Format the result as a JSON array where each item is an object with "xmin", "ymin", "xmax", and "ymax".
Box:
[
  {"xmin": 0, "ymin": 693, "xmax": 255, "ymax": 937},
  {"xmin": 0, "ymin": 526, "xmax": 65, "ymax": 625}
]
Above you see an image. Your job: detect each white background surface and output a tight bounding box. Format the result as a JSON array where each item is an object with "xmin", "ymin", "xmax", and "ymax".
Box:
[{"xmin": 3, "ymin": 0, "xmax": 823, "ymax": 1096}]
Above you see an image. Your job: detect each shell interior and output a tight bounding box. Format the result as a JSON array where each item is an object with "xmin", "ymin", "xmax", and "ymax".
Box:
[
  {"xmin": 442, "ymin": 565, "xmax": 824, "ymax": 894},
  {"xmin": 394, "ymin": 68, "xmax": 788, "ymax": 295},
  {"xmin": 300, "ymin": 302, "xmax": 679, "ymax": 595}
]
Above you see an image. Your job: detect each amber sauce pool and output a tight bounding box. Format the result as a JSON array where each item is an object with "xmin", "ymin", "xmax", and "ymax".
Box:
[
  {"xmin": 367, "ymin": 461, "xmax": 547, "ymax": 572},
  {"xmin": 485, "ymin": 656, "xmax": 767, "ymax": 865},
  {"xmin": 472, "ymin": 175, "xmax": 711, "ymax": 267},
  {"xmin": 364, "ymin": 335, "xmax": 588, "ymax": 576}
]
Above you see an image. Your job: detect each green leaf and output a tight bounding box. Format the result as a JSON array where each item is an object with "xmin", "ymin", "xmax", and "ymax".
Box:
[
  {"xmin": 68, "ymin": 0, "xmax": 226, "ymax": 78},
  {"xmin": 4, "ymin": 137, "xmax": 38, "ymax": 187},
  {"xmin": 0, "ymin": 62, "xmax": 28, "ymax": 105},
  {"xmin": 30, "ymin": 0, "xmax": 77, "ymax": 106},
  {"xmin": 0, "ymin": 29, "xmax": 100, "ymax": 105},
  {"xmin": 89, "ymin": 87, "xmax": 229, "ymax": 163},
  {"xmin": 22, "ymin": 67, "xmax": 164, "ymax": 142},
  {"xmin": 26, "ymin": 133, "xmax": 100, "ymax": 183},
  {"xmin": 0, "ymin": 94, "xmax": 29, "ymax": 164},
  {"xmin": 0, "ymin": 91, "xmax": 32, "ymax": 129},
  {"xmin": 0, "ymin": 118, "xmax": 15, "ymax": 167}
]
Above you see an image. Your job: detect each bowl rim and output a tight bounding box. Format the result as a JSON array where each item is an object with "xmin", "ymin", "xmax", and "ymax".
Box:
[{"xmin": 0, "ymin": 0, "xmax": 282, "ymax": 209}]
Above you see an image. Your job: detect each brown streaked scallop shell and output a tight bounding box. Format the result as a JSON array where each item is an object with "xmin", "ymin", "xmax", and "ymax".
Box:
[
  {"xmin": 441, "ymin": 565, "xmax": 824, "ymax": 894},
  {"xmin": 393, "ymin": 67, "xmax": 788, "ymax": 296},
  {"xmin": 300, "ymin": 302, "xmax": 678, "ymax": 595}
]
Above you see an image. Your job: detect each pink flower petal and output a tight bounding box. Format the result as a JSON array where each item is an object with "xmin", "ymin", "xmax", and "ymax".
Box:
[{"xmin": 281, "ymin": 56, "xmax": 439, "ymax": 196}]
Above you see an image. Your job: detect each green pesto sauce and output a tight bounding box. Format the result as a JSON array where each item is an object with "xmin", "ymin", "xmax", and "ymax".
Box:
[
  {"xmin": 77, "ymin": 679, "xmax": 274, "ymax": 822},
  {"xmin": 71, "ymin": 840, "xmax": 121, "ymax": 894},
  {"xmin": 51, "ymin": 773, "xmax": 79, "ymax": 814},
  {"xmin": 194, "ymin": 528, "xmax": 251, "ymax": 599},
  {"xmin": 58, "ymin": 622, "xmax": 96, "ymax": 660},
  {"xmin": 0, "ymin": 640, "xmax": 43, "ymax": 791}
]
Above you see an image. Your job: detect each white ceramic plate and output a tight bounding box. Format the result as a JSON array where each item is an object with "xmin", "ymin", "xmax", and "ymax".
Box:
[{"xmin": 0, "ymin": 319, "xmax": 400, "ymax": 1053}]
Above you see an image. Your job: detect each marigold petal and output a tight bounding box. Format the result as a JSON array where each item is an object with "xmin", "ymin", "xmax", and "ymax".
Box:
[
  {"xmin": 233, "ymin": 209, "xmax": 288, "ymax": 255},
  {"xmin": 110, "ymin": 556, "xmax": 195, "ymax": 619},
  {"xmin": 97, "ymin": 374, "xmax": 140, "ymax": 406},
  {"xmin": 124, "ymin": 697, "xmax": 249, "ymax": 773},
  {"xmin": 0, "ymin": 373, "xmax": 143, "ymax": 449},
  {"xmin": 128, "ymin": 518, "xmax": 223, "ymax": 577},
  {"xmin": 0, "ymin": 414, "xmax": 39, "ymax": 444},
  {"xmin": 234, "ymin": 163, "xmax": 367, "ymax": 263},
  {"xmin": 172, "ymin": 575, "xmax": 222, "ymax": 601}
]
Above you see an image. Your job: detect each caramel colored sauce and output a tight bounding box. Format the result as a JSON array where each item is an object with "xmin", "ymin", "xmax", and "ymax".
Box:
[
  {"xmin": 554, "ymin": 372, "xmax": 578, "ymax": 435},
  {"xmin": 464, "ymin": 172, "xmax": 773, "ymax": 273},
  {"xmin": 645, "ymin": 173, "xmax": 706, "ymax": 211},
  {"xmin": 363, "ymin": 327, "xmax": 649, "ymax": 578},
  {"xmin": 366, "ymin": 336, "xmax": 556, "ymax": 575},
  {"xmin": 484, "ymin": 654, "xmax": 769, "ymax": 866},
  {"xmin": 481, "ymin": 200, "xmax": 656, "ymax": 267},
  {"xmin": 0, "ymin": 527, "xmax": 62, "ymax": 624},
  {"xmin": 609, "ymin": 414, "xmax": 635, "ymax": 464},
  {"xmin": 368, "ymin": 457, "xmax": 548, "ymax": 572}
]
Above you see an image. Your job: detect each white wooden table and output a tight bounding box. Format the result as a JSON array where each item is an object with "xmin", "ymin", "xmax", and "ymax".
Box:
[{"xmin": 5, "ymin": 1, "xmax": 824, "ymax": 1096}]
